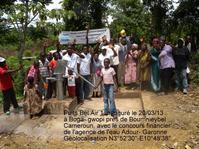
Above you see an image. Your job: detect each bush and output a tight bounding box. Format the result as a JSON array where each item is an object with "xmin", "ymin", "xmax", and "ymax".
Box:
[
  {"xmin": 190, "ymin": 51, "xmax": 199, "ymax": 84},
  {"xmin": 6, "ymin": 56, "xmax": 33, "ymax": 99}
]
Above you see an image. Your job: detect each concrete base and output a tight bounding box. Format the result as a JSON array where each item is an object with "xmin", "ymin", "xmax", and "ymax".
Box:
[
  {"xmin": 43, "ymin": 91, "xmax": 140, "ymax": 114},
  {"xmin": 43, "ymin": 98, "xmax": 77, "ymax": 114}
]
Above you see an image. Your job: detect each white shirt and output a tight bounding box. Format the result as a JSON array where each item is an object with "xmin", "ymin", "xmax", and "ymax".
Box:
[
  {"xmin": 99, "ymin": 46, "xmax": 114, "ymax": 67},
  {"xmin": 99, "ymin": 53, "xmax": 113, "ymax": 67},
  {"xmin": 187, "ymin": 43, "xmax": 191, "ymax": 52},
  {"xmin": 68, "ymin": 75, "xmax": 76, "ymax": 86},
  {"xmin": 107, "ymin": 45, "xmax": 120, "ymax": 65},
  {"xmin": 80, "ymin": 53, "xmax": 91, "ymax": 75},
  {"xmin": 62, "ymin": 53, "xmax": 80, "ymax": 76}
]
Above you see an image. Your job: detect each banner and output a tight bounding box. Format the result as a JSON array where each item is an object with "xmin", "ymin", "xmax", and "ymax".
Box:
[{"xmin": 59, "ymin": 28, "xmax": 110, "ymax": 45}]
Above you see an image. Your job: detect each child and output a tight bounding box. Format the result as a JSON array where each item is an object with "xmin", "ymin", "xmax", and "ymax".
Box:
[
  {"xmin": 67, "ymin": 70, "xmax": 76, "ymax": 98},
  {"xmin": 95, "ymin": 58, "xmax": 118, "ymax": 119},
  {"xmin": 92, "ymin": 53, "xmax": 102, "ymax": 97}
]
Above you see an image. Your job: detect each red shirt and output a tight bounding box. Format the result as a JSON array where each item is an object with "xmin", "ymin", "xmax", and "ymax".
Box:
[
  {"xmin": 49, "ymin": 59, "xmax": 57, "ymax": 70},
  {"xmin": 0, "ymin": 65, "xmax": 13, "ymax": 91}
]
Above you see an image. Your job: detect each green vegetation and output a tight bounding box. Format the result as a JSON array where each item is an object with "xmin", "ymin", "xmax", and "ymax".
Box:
[{"xmin": 190, "ymin": 52, "xmax": 199, "ymax": 84}]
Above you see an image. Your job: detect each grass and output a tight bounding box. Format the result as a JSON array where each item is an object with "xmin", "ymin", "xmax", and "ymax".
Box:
[{"xmin": 0, "ymin": 91, "xmax": 24, "ymax": 107}]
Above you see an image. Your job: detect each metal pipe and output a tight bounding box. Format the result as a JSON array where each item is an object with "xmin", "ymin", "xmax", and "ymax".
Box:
[
  {"xmin": 65, "ymin": 65, "xmax": 96, "ymax": 88},
  {"xmin": 56, "ymin": 73, "xmax": 64, "ymax": 100}
]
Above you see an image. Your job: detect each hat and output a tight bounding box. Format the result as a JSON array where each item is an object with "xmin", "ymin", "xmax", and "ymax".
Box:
[
  {"xmin": 132, "ymin": 43, "xmax": 138, "ymax": 49},
  {"xmin": 0, "ymin": 57, "xmax": 5, "ymax": 62},
  {"xmin": 120, "ymin": 29, "xmax": 126, "ymax": 37}
]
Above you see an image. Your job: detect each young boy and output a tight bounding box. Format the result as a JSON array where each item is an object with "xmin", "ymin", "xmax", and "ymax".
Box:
[
  {"xmin": 95, "ymin": 58, "xmax": 118, "ymax": 119},
  {"xmin": 67, "ymin": 69, "xmax": 76, "ymax": 98}
]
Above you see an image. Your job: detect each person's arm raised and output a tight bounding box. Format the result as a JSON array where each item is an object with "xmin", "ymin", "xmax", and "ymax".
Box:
[
  {"xmin": 6, "ymin": 64, "xmax": 23, "ymax": 74},
  {"xmin": 109, "ymin": 44, "xmax": 117, "ymax": 57},
  {"xmin": 72, "ymin": 49, "xmax": 85, "ymax": 59}
]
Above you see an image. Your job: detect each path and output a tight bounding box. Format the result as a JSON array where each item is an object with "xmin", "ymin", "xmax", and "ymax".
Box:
[{"xmin": 0, "ymin": 88, "xmax": 198, "ymax": 149}]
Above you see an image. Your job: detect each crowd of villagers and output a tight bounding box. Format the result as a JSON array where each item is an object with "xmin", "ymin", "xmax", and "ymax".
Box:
[{"xmin": 0, "ymin": 29, "xmax": 196, "ymax": 118}]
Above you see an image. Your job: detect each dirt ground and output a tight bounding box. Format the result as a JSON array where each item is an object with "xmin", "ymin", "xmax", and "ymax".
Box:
[{"xmin": 0, "ymin": 85, "xmax": 198, "ymax": 149}]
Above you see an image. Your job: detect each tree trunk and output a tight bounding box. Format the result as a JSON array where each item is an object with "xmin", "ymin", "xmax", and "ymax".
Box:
[{"xmin": 16, "ymin": 0, "xmax": 29, "ymax": 93}]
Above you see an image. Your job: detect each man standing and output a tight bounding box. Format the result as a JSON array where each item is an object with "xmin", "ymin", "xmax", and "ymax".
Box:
[
  {"xmin": 173, "ymin": 38, "xmax": 190, "ymax": 94},
  {"xmin": 0, "ymin": 57, "xmax": 22, "ymax": 115},
  {"xmin": 159, "ymin": 38, "xmax": 175, "ymax": 95},
  {"xmin": 79, "ymin": 46, "xmax": 92, "ymax": 100},
  {"xmin": 53, "ymin": 41, "xmax": 63, "ymax": 59},
  {"xmin": 118, "ymin": 38, "xmax": 128, "ymax": 86},
  {"xmin": 62, "ymin": 45, "xmax": 84, "ymax": 104},
  {"xmin": 38, "ymin": 52, "xmax": 49, "ymax": 99},
  {"xmin": 98, "ymin": 46, "xmax": 117, "ymax": 68}
]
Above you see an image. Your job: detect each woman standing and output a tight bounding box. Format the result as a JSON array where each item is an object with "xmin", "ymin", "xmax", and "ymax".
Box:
[
  {"xmin": 139, "ymin": 43, "xmax": 151, "ymax": 89},
  {"xmin": 150, "ymin": 38, "xmax": 161, "ymax": 92},
  {"xmin": 24, "ymin": 77, "xmax": 43, "ymax": 119},
  {"xmin": 124, "ymin": 44, "xmax": 138, "ymax": 88}
]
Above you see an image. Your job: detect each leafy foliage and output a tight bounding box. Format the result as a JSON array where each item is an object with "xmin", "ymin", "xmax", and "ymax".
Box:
[
  {"xmin": 172, "ymin": 0, "xmax": 199, "ymax": 44},
  {"xmin": 190, "ymin": 52, "xmax": 199, "ymax": 84},
  {"xmin": 110, "ymin": 0, "xmax": 151, "ymax": 39},
  {"xmin": 62, "ymin": 0, "xmax": 109, "ymax": 30},
  {"xmin": 143, "ymin": 0, "xmax": 173, "ymax": 35}
]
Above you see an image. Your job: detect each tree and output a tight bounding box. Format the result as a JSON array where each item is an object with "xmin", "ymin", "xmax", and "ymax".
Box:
[
  {"xmin": 90, "ymin": 0, "xmax": 110, "ymax": 28},
  {"xmin": 109, "ymin": 0, "xmax": 151, "ymax": 39},
  {"xmin": 1, "ymin": 0, "xmax": 51, "ymax": 94},
  {"xmin": 0, "ymin": 0, "xmax": 16, "ymax": 35},
  {"xmin": 0, "ymin": 0, "xmax": 16, "ymax": 8},
  {"xmin": 48, "ymin": 8, "xmax": 70, "ymax": 35},
  {"xmin": 143, "ymin": 0, "xmax": 173, "ymax": 35},
  {"xmin": 3, "ymin": 0, "xmax": 51, "ymax": 65},
  {"xmin": 173, "ymin": 0, "xmax": 199, "ymax": 46},
  {"xmin": 62, "ymin": 0, "xmax": 109, "ymax": 30}
]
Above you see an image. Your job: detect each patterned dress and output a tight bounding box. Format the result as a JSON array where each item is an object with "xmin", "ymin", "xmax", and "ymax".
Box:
[
  {"xmin": 92, "ymin": 58, "xmax": 102, "ymax": 93},
  {"xmin": 24, "ymin": 85, "xmax": 43, "ymax": 115},
  {"xmin": 139, "ymin": 50, "xmax": 151, "ymax": 82},
  {"xmin": 125, "ymin": 50, "xmax": 138, "ymax": 84}
]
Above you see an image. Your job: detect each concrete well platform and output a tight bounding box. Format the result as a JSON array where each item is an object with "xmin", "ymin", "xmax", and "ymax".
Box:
[{"xmin": 43, "ymin": 98, "xmax": 77, "ymax": 114}]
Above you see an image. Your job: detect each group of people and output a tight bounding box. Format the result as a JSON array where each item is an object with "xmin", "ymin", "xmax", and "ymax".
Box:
[{"xmin": 0, "ymin": 29, "xmax": 196, "ymax": 118}]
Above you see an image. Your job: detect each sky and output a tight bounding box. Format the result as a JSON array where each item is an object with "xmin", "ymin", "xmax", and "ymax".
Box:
[
  {"xmin": 46, "ymin": 0, "xmax": 62, "ymax": 10},
  {"xmin": 46, "ymin": 0, "xmax": 179, "ymax": 24}
]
